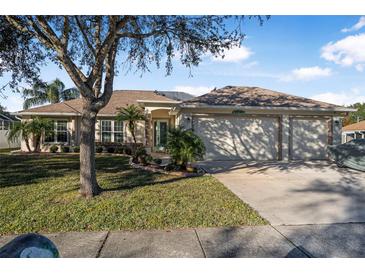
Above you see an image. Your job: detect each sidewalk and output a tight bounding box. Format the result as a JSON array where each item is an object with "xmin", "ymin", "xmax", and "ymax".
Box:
[{"xmin": 1, "ymin": 223, "xmax": 364, "ymax": 258}]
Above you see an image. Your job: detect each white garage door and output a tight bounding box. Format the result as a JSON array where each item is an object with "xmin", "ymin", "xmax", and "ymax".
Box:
[
  {"xmin": 290, "ymin": 118, "xmax": 329, "ymax": 160},
  {"xmin": 194, "ymin": 116, "xmax": 279, "ymax": 161}
]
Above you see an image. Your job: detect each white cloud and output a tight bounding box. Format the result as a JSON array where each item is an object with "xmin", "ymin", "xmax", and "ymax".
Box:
[
  {"xmin": 321, "ymin": 33, "xmax": 365, "ymax": 69},
  {"xmin": 311, "ymin": 88, "xmax": 365, "ymax": 106},
  {"xmin": 280, "ymin": 66, "xmax": 332, "ymax": 82},
  {"xmin": 341, "ymin": 16, "xmax": 365, "ymax": 33},
  {"xmin": 173, "ymin": 86, "xmax": 213, "ymax": 96},
  {"xmin": 355, "ymin": 64, "xmax": 365, "ymax": 72},
  {"xmin": 211, "ymin": 45, "xmax": 253, "ymax": 63}
]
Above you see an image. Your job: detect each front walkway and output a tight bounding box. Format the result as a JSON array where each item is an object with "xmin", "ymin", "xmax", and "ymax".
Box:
[
  {"xmin": 199, "ymin": 160, "xmax": 365, "ymax": 225},
  {"xmin": 2, "ymin": 223, "xmax": 365, "ymax": 257}
]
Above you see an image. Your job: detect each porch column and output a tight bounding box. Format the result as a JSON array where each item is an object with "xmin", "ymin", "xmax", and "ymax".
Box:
[
  {"xmin": 69, "ymin": 117, "xmax": 77, "ymax": 146},
  {"xmin": 144, "ymin": 111, "xmax": 153, "ymax": 153},
  {"xmin": 95, "ymin": 119, "xmax": 101, "ymax": 142}
]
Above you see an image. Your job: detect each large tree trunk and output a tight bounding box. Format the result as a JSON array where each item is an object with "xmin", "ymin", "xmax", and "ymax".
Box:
[{"xmin": 79, "ymin": 105, "xmax": 102, "ymax": 197}]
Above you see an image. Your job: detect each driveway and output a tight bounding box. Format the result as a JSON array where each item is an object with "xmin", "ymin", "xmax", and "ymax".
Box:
[{"xmin": 199, "ymin": 161, "xmax": 365, "ymax": 225}]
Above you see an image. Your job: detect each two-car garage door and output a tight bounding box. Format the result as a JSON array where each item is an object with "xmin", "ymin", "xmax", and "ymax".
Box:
[
  {"xmin": 193, "ymin": 115, "xmax": 330, "ymax": 161},
  {"xmin": 194, "ymin": 116, "xmax": 279, "ymax": 161}
]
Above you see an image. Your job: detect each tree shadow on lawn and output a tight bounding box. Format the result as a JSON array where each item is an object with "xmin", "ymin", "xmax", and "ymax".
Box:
[
  {"xmin": 0, "ymin": 154, "xmax": 130, "ymax": 188},
  {"xmin": 101, "ymin": 168, "xmax": 196, "ymax": 192}
]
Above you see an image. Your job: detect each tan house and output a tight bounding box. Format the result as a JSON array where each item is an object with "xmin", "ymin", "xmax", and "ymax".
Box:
[
  {"xmin": 15, "ymin": 86, "xmax": 355, "ymax": 161},
  {"xmin": 342, "ymin": 120, "xmax": 365, "ymax": 143}
]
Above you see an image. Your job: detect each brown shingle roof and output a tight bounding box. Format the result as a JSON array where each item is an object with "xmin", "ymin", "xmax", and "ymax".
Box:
[
  {"xmin": 18, "ymin": 90, "xmax": 176, "ymax": 115},
  {"xmin": 183, "ymin": 86, "xmax": 340, "ymax": 109},
  {"xmin": 342, "ymin": 120, "xmax": 365, "ymax": 131}
]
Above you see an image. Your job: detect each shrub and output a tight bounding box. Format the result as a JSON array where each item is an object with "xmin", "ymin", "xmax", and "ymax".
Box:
[
  {"xmin": 166, "ymin": 127, "xmax": 205, "ymax": 169},
  {"xmin": 153, "ymin": 158, "xmax": 162, "ymax": 165},
  {"xmin": 107, "ymin": 147, "xmax": 115, "ymax": 153},
  {"xmin": 96, "ymin": 146, "xmax": 103, "ymax": 153},
  {"xmin": 133, "ymin": 147, "xmax": 147, "ymax": 163},
  {"xmin": 115, "ymin": 146, "xmax": 124, "ymax": 154},
  {"xmin": 50, "ymin": 145, "xmax": 58, "ymax": 153},
  {"xmin": 124, "ymin": 147, "xmax": 132, "ymax": 155},
  {"xmin": 73, "ymin": 146, "xmax": 80, "ymax": 153},
  {"xmin": 61, "ymin": 146, "xmax": 70, "ymax": 153},
  {"xmin": 145, "ymin": 155, "xmax": 153, "ymax": 163},
  {"xmin": 164, "ymin": 163, "xmax": 180, "ymax": 171}
]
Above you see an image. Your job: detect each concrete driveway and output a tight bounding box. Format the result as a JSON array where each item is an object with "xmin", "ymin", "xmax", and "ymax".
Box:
[{"xmin": 199, "ymin": 161, "xmax": 365, "ymax": 225}]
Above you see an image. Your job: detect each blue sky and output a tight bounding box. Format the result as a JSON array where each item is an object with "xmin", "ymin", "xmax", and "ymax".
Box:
[{"xmin": 1, "ymin": 15, "xmax": 365, "ymax": 112}]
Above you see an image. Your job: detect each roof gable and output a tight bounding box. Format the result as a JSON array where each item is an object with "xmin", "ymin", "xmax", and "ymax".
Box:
[
  {"xmin": 342, "ymin": 120, "xmax": 365, "ymax": 131},
  {"xmin": 17, "ymin": 90, "xmax": 176, "ymax": 116},
  {"xmin": 183, "ymin": 86, "xmax": 341, "ymax": 109}
]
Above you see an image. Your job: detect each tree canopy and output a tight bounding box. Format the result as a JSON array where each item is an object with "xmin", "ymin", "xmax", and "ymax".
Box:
[
  {"xmin": 343, "ymin": 102, "xmax": 365, "ymax": 126},
  {"xmin": 1, "ymin": 15, "xmax": 268, "ymax": 197},
  {"xmin": 1, "ymin": 16, "xmax": 266, "ymax": 98}
]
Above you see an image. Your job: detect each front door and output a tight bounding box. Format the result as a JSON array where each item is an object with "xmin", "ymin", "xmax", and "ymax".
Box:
[{"xmin": 154, "ymin": 120, "xmax": 168, "ymax": 151}]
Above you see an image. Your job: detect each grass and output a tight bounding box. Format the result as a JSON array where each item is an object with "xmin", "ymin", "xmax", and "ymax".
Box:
[
  {"xmin": 0, "ymin": 153, "xmax": 266, "ymax": 235},
  {"xmin": 0, "ymin": 147, "xmax": 19, "ymax": 154}
]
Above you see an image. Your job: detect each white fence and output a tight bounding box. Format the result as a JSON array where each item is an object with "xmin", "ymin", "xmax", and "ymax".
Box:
[{"xmin": 0, "ymin": 120, "xmax": 20, "ymax": 149}]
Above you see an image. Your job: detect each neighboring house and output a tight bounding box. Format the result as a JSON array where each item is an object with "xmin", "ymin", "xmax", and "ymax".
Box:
[
  {"xmin": 0, "ymin": 113, "xmax": 20, "ymax": 149},
  {"xmin": 341, "ymin": 120, "xmax": 365, "ymax": 143},
  {"xmin": 15, "ymin": 86, "xmax": 354, "ymax": 161}
]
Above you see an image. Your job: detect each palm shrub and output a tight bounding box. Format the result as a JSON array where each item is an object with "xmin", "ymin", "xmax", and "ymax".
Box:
[
  {"xmin": 7, "ymin": 121, "xmax": 31, "ymax": 152},
  {"xmin": 166, "ymin": 127, "xmax": 205, "ymax": 170},
  {"xmin": 7, "ymin": 117, "xmax": 54, "ymax": 152},
  {"xmin": 116, "ymin": 104, "xmax": 146, "ymax": 145}
]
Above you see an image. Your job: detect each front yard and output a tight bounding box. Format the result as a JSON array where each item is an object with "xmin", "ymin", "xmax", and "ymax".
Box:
[{"xmin": 0, "ymin": 153, "xmax": 266, "ymax": 235}]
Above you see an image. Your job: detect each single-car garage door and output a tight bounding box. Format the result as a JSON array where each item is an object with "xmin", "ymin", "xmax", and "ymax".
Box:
[
  {"xmin": 194, "ymin": 116, "xmax": 279, "ymax": 161},
  {"xmin": 290, "ymin": 117, "xmax": 329, "ymax": 160}
]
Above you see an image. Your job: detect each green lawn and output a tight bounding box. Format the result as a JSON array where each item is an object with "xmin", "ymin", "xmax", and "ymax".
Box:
[{"xmin": 0, "ymin": 153, "xmax": 266, "ymax": 235}]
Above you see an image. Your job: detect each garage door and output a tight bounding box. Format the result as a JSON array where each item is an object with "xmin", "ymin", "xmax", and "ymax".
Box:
[
  {"xmin": 194, "ymin": 116, "xmax": 279, "ymax": 161},
  {"xmin": 290, "ymin": 118, "xmax": 329, "ymax": 160}
]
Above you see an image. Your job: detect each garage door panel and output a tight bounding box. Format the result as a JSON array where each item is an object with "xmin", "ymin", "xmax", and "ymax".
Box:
[
  {"xmin": 291, "ymin": 118, "xmax": 328, "ymax": 160},
  {"xmin": 194, "ymin": 116, "xmax": 279, "ymax": 161}
]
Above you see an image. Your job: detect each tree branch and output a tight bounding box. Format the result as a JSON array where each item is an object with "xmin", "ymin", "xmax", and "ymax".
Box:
[
  {"xmin": 31, "ymin": 16, "xmax": 91, "ymax": 96},
  {"xmin": 116, "ymin": 30, "xmax": 160, "ymax": 39},
  {"xmin": 61, "ymin": 16, "xmax": 70, "ymax": 52},
  {"xmin": 86, "ymin": 16, "xmax": 120, "ymax": 87},
  {"xmin": 94, "ymin": 16, "xmax": 102, "ymax": 53},
  {"xmin": 75, "ymin": 16, "xmax": 96, "ymax": 57},
  {"xmin": 95, "ymin": 39, "xmax": 119, "ymax": 110},
  {"xmin": 5, "ymin": 16, "xmax": 28, "ymax": 33}
]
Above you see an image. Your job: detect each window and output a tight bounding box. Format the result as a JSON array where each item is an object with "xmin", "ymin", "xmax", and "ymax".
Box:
[
  {"xmin": 114, "ymin": 121, "xmax": 123, "ymax": 142},
  {"xmin": 45, "ymin": 120, "xmax": 68, "ymax": 143},
  {"xmin": 0, "ymin": 120, "xmax": 10, "ymax": 130},
  {"xmin": 100, "ymin": 120, "xmax": 123, "ymax": 143},
  {"xmin": 101, "ymin": 120, "xmax": 112, "ymax": 142}
]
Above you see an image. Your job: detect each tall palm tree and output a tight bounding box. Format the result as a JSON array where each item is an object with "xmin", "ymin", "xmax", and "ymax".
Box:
[
  {"xmin": 7, "ymin": 117, "xmax": 54, "ymax": 152},
  {"xmin": 116, "ymin": 104, "xmax": 146, "ymax": 144},
  {"xmin": 22, "ymin": 78, "xmax": 80, "ymax": 109}
]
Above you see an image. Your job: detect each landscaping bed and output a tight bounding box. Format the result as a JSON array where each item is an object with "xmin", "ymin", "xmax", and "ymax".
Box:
[{"xmin": 0, "ymin": 154, "xmax": 266, "ymax": 235}]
